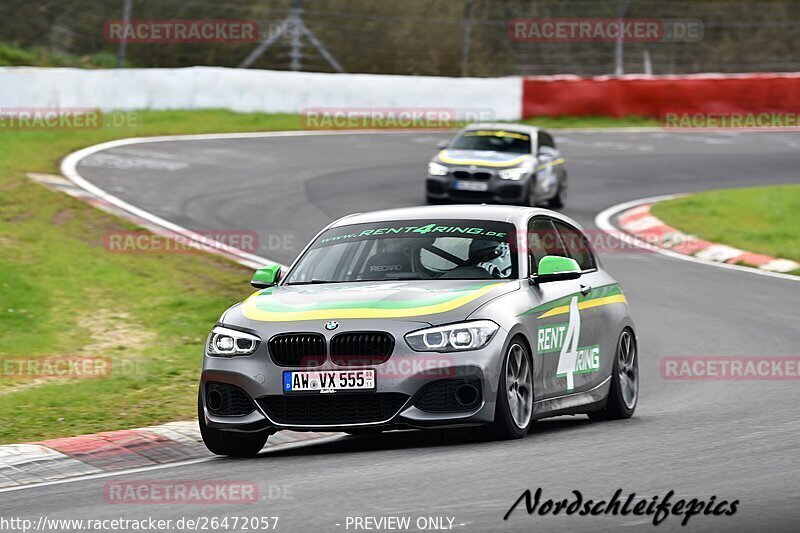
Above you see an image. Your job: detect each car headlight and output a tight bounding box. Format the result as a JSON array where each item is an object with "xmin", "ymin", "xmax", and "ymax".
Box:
[
  {"xmin": 206, "ymin": 326, "xmax": 261, "ymax": 356},
  {"xmin": 428, "ymin": 162, "xmax": 449, "ymax": 176},
  {"xmin": 498, "ymin": 167, "xmax": 529, "ymax": 181},
  {"xmin": 405, "ymin": 320, "xmax": 499, "ymax": 352}
]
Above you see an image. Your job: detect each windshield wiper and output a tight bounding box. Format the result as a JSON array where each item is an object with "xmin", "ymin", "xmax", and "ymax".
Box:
[{"xmin": 285, "ymin": 279, "xmax": 347, "ymax": 285}]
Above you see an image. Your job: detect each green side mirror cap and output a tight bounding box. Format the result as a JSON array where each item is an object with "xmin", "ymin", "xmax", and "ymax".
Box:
[
  {"xmin": 251, "ymin": 264, "xmax": 281, "ymax": 289},
  {"xmin": 533, "ymin": 255, "xmax": 581, "ymax": 284}
]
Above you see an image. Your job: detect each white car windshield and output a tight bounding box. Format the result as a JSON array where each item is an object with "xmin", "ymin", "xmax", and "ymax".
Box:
[
  {"xmin": 449, "ymin": 130, "xmax": 532, "ymax": 154},
  {"xmin": 285, "ymin": 219, "xmax": 518, "ymax": 284}
]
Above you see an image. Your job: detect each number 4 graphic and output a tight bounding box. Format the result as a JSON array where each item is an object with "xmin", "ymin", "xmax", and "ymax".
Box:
[{"xmin": 556, "ymin": 296, "xmax": 580, "ymax": 391}]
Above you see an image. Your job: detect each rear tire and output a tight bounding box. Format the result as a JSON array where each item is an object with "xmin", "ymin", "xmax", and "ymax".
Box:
[
  {"xmin": 198, "ymin": 389, "xmax": 269, "ymax": 456},
  {"xmin": 490, "ymin": 338, "xmax": 534, "ymax": 439},
  {"xmin": 588, "ymin": 328, "xmax": 638, "ymax": 421}
]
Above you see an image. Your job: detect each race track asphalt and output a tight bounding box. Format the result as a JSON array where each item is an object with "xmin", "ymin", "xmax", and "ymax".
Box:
[{"xmin": 4, "ymin": 131, "xmax": 799, "ymax": 532}]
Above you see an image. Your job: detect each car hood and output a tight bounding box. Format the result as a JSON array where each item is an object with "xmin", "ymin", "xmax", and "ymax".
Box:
[
  {"xmin": 232, "ymin": 279, "xmax": 519, "ymax": 326},
  {"xmin": 435, "ymin": 149, "xmax": 533, "ymax": 168}
]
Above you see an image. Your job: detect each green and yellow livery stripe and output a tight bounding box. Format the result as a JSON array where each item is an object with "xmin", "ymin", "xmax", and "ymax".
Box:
[
  {"xmin": 518, "ymin": 284, "xmax": 627, "ymax": 320},
  {"xmin": 241, "ymin": 282, "xmax": 506, "ymax": 322},
  {"xmin": 437, "ymin": 151, "xmax": 532, "ymax": 167},
  {"xmin": 535, "ymin": 157, "xmax": 566, "ymax": 172}
]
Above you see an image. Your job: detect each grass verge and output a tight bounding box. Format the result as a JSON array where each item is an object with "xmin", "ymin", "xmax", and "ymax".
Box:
[
  {"xmin": 519, "ymin": 115, "xmax": 660, "ymax": 128},
  {"xmin": 0, "ymin": 110, "xmax": 656, "ymax": 444},
  {"xmin": 0, "ymin": 42, "xmax": 118, "ymax": 68},
  {"xmin": 651, "ymin": 185, "xmax": 800, "ymax": 274}
]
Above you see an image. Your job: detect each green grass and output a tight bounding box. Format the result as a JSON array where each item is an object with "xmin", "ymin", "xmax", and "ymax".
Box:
[
  {"xmin": 0, "ymin": 42, "xmax": 118, "ymax": 68},
  {"xmin": 519, "ymin": 115, "xmax": 660, "ymax": 128},
  {"xmin": 0, "ymin": 110, "xmax": 308, "ymax": 444},
  {"xmin": 0, "ymin": 109, "xmax": 657, "ymax": 444},
  {"xmin": 651, "ymin": 185, "xmax": 800, "ymax": 273}
]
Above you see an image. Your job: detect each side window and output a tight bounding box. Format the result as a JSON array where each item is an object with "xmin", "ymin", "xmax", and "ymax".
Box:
[
  {"xmin": 527, "ymin": 217, "xmax": 567, "ymax": 274},
  {"xmin": 538, "ymin": 131, "xmax": 556, "ymax": 150},
  {"xmin": 552, "ymin": 220, "xmax": 596, "ymax": 272}
]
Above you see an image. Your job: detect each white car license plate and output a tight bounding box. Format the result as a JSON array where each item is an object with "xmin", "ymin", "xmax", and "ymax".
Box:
[
  {"xmin": 453, "ymin": 180, "xmax": 489, "ymax": 192},
  {"xmin": 283, "ymin": 369, "xmax": 376, "ymax": 393}
]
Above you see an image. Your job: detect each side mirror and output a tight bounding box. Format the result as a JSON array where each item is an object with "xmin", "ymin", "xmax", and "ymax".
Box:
[
  {"xmin": 437, "ymin": 140, "xmax": 449, "ymax": 150},
  {"xmin": 531, "ymin": 255, "xmax": 581, "ymax": 284},
  {"xmin": 537, "ymin": 146, "xmax": 556, "ymax": 159},
  {"xmin": 251, "ymin": 264, "xmax": 281, "ymax": 289}
]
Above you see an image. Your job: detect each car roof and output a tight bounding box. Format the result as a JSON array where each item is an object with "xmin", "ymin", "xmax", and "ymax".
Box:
[
  {"xmin": 460, "ymin": 123, "xmax": 540, "ymax": 135},
  {"xmin": 328, "ymin": 204, "xmax": 582, "ymax": 230}
]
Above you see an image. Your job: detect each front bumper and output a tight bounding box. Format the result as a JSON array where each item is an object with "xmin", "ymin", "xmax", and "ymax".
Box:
[
  {"xmin": 200, "ymin": 334, "xmax": 506, "ymax": 432},
  {"xmin": 426, "ymin": 172, "xmax": 530, "ymax": 204}
]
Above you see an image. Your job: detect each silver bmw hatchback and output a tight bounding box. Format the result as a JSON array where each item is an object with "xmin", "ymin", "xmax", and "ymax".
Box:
[{"xmin": 199, "ymin": 205, "xmax": 638, "ymax": 456}]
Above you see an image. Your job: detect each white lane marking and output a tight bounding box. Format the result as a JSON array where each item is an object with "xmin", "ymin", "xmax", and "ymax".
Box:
[
  {"xmin": 0, "ymin": 457, "xmax": 216, "ymax": 494},
  {"xmin": 60, "ymin": 130, "xmax": 447, "ymax": 271},
  {"xmin": 0, "ymin": 434, "xmax": 345, "ymax": 494},
  {"xmin": 80, "ymin": 154, "xmax": 190, "ymax": 171},
  {"xmin": 595, "ymin": 195, "xmax": 800, "ymax": 282}
]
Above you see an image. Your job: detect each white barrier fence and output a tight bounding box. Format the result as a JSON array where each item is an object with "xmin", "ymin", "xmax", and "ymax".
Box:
[{"xmin": 0, "ymin": 66, "xmax": 523, "ymax": 120}]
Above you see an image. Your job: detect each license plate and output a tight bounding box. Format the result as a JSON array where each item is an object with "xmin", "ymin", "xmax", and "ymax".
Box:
[
  {"xmin": 283, "ymin": 369, "xmax": 376, "ymax": 393},
  {"xmin": 453, "ymin": 180, "xmax": 489, "ymax": 192}
]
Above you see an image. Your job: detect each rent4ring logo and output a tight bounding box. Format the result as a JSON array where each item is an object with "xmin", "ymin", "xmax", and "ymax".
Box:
[{"xmin": 538, "ymin": 298, "xmax": 600, "ymax": 391}]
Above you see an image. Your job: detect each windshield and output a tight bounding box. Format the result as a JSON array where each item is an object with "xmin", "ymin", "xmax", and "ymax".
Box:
[
  {"xmin": 285, "ymin": 219, "xmax": 518, "ymax": 284},
  {"xmin": 449, "ymin": 130, "xmax": 532, "ymax": 154}
]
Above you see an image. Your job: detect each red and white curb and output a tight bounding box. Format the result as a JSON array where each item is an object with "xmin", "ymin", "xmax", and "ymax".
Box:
[
  {"xmin": 0, "ymin": 422, "xmax": 333, "ymax": 489},
  {"xmin": 596, "ymin": 194, "xmax": 799, "ymax": 281},
  {"xmin": 616, "ymin": 203, "xmax": 799, "ymax": 273}
]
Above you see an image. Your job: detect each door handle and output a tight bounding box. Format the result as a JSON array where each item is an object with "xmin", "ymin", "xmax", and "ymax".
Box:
[{"xmin": 580, "ymin": 284, "xmax": 592, "ymax": 296}]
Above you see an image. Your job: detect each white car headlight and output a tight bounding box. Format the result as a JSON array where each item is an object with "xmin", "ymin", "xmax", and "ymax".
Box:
[
  {"xmin": 206, "ymin": 326, "xmax": 260, "ymax": 356},
  {"xmin": 428, "ymin": 162, "xmax": 449, "ymax": 176},
  {"xmin": 498, "ymin": 167, "xmax": 529, "ymax": 181},
  {"xmin": 405, "ymin": 320, "xmax": 499, "ymax": 352}
]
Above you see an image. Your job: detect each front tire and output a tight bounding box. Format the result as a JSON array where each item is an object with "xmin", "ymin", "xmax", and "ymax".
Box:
[
  {"xmin": 548, "ymin": 183, "xmax": 565, "ymax": 209},
  {"xmin": 588, "ymin": 328, "xmax": 638, "ymax": 420},
  {"xmin": 490, "ymin": 338, "xmax": 534, "ymax": 439},
  {"xmin": 198, "ymin": 389, "xmax": 269, "ymax": 456}
]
